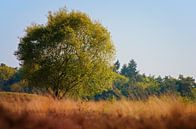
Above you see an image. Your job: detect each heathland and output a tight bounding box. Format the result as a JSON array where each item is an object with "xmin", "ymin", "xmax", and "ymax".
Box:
[{"xmin": 0, "ymin": 92, "xmax": 196, "ymax": 129}]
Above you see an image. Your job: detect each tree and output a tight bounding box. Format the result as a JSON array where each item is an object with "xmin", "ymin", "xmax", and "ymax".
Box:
[
  {"xmin": 176, "ymin": 75, "xmax": 195, "ymax": 98},
  {"xmin": 0, "ymin": 64, "xmax": 16, "ymax": 84},
  {"xmin": 136, "ymin": 75, "xmax": 156, "ymax": 88},
  {"xmin": 159, "ymin": 76, "xmax": 177, "ymax": 95},
  {"xmin": 120, "ymin": 59, "xmax": 138, "ymax": 82},
  {"xmin": 15, "ymin": 9, "xmax": 115, "ymax": 98},
  {"xmin": 0, "ymin": 64, "xmax": 16, "ymax": 91}
]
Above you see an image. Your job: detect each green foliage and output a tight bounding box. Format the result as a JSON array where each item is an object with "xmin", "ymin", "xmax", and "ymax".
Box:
[
  {"xmin": 136, "ymin": 75, "xmax": 159, "ymax": 89},
  {"xmin": 113, "ymin": 72, "xmax": 129, "ymax": 87},
  {"xmin": 0, "ymin": 63, "xmax": 16, "ymax": 84},
  {"xmin": 15, "ymin": 9, "xmax": 115, "ymax": 98},
  {"xmin": 159, "ymin": 76, "xmax": 178, "ymax": 94},
  {"xmin": 105, "ymin": 59, "xmax": 196, "ymax": 101},
  {"xmin": 120, "ymin": 59, "xmax": 138, "ymax": 83},
  {"xmin": 0, "ymin": 64, "xmax": 17, "ymax": 91},
  {"xmin": 0, "ymin": 64, "xmax": 27, "ymax": 92},
  {"xmin": 176, "ymin": 75, "xmax": 195, "ymax": 98}
]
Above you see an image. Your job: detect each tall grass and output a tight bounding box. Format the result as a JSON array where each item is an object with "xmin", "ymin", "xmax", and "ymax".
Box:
[{"xmin": 0, "ymin": 92, "xmax": 196, "ymax": 129}]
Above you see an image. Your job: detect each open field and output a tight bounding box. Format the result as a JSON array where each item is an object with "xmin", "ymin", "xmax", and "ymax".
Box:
[{"xmin": 0, "ymin": 92, "xmax": 196, "ymax": 129}]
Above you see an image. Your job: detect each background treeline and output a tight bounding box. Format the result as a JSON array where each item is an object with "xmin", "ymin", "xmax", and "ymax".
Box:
[
  {"xmin": 95, "ymin": 59, "xmax": 196, "ymax": 101},
  {"xmin": 1, "ymin": 60, "xmax": 195, "ymax": 101},
  {"xmin": 0, "ymin": 63, "xmax": 29, "ymax": 92}
]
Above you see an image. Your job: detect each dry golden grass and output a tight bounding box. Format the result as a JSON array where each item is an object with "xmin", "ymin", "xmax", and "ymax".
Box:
[{"xmin": 0, "ymin": 92, "xmax": 196, "ymax": 129}]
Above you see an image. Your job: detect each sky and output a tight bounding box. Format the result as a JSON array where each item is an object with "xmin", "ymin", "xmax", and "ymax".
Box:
[{"xmin": 0, "ymin": 0, "xmax": 196, "ymax": 79}]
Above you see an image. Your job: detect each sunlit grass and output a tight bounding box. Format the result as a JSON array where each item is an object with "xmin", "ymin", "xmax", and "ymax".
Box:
[{"xmin": 0, "ymin": 92, "xmax": 195, "ymax": 129}]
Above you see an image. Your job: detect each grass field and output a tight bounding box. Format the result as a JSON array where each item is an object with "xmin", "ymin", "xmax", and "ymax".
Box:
[{"xmin": 0, "ymin": 92, "xmax": 196, "ymax": 129}]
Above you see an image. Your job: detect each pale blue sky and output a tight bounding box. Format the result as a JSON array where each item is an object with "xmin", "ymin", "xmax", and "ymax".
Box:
[{"xmin": 0, "ymin": 0, "xmax": 196, "ymax": 78}]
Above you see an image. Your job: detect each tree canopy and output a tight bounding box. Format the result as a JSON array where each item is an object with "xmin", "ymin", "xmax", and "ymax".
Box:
[
  {"xmin": 120, "ymin": 59, "xmax": 138, "ymax": 82},
  {"xmin": 15, "ymin": 9, "xmax": 116, "ymax": 98},
  {"xmin": 0, "ymin": 63, "xmax": 16, "ymax": 84}
]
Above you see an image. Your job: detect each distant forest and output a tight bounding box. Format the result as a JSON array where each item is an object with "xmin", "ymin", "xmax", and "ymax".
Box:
[{"xmin": 0, "ymin": 59, "xmax": 195, "ymax": 101}]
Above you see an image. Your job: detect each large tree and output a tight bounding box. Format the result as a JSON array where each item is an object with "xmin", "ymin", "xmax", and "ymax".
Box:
[{"xmin": 15, "ymin": 9, "xmax": 115, "ymax": 98}]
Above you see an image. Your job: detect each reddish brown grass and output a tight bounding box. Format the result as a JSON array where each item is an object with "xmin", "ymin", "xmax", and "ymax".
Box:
[{"xmin": 0, "ymin": 92, "xmax": 196, "ymax": 129}]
